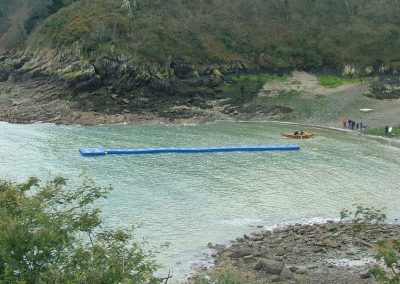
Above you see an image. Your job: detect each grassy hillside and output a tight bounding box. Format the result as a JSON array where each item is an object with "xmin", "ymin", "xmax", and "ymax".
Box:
[
  {"xmin": 0, "ymin": 0, "xmax": 14, "ymax": 35},
  {"xmin": 26, "ymin": 0, "xmax": 400, "ymax": 68},
  {"xmin": 1, "ymin": 0, "xmax": 400, "ymax": 69},
  {"xmin": 0, "ymin": 0, "xmax": 76, "ymax": 50},
  {"xmin": 0, "ymin": 0, "xmax": 24, "ymax": 49}
]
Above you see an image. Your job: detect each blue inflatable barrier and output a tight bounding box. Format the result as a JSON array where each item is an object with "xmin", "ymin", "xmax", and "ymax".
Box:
[{"xmin": 79, "ymin": 145, "xmax": 300, "ymax": 156}]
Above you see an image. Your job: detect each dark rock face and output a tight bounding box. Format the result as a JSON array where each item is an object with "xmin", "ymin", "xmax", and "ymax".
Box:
[
  {"xmin": 8, "ymin": 51, "xmax": 399, "ymax": 124},
  {"xmin": 170, "ymin": 60, "xmax": 196, "ymax": 79},
  {"xmin": 0, "ymin": 52, "xmax": 250, "ymax": 122},
  {"xmin": 370, "ymin": 76, "xmax": 400, "ymax": 100},
  {"xmin": 0, "ymin": 54, "xmax": 27, "ymax": 82}
]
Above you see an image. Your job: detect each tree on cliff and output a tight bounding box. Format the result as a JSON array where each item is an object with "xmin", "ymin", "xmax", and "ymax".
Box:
[{"xmin": 0, "ymin": 175, "xmax": 159, "ymax": 283}]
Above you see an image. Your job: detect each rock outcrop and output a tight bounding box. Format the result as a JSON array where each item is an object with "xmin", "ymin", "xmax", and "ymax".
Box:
[
  {"xmin": 208, "ymin": 221, "xmax": 400, "ymax": 283},
  {"xmin": 1, "ymin": 50, "xmax": 399, "ymax": 125}
]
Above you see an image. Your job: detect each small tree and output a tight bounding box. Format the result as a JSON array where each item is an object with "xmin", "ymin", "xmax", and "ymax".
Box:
[
  {"xmin": 340, "ymin": 204, "xmax": 400, "ymax": 283},
  {"xmin": 340, "ymin": 204, "xmax": 386, "ymax": 231},
  {"xmin": 0, "ymin": 175, "xmax": 159, "ymax": 283},
  {"xmin": 369, "ymin": 240, "xmax": 400, "ymax": 284}
]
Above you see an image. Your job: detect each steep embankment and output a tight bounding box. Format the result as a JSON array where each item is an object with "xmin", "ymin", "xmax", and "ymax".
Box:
[
  {"xmin": 29, "ymin": 0, "xmax": 400, "ymax": 67},
  {"xmin": 1, "ymin": 0, "xmax": 400, "ymax": 125},
  {"xmin": 0, "ymin": 0, "xmax": 29, "ymax": 52}
]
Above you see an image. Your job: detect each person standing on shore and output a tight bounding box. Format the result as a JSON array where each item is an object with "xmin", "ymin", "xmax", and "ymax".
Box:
[
  {"xmin": 388, "ymin": 126, "xmax": 393, "ymax": 136},
  {"xmin": 342, "ymin": 118, "xmax": 347, "ymax": 128},
  {"xmin": 385, "ymin": 125, "xmax": 389, "ymax": 136}
]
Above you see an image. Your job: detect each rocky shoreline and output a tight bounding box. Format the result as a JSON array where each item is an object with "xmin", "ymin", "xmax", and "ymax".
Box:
[
  {"xmin": 0, "ymin": 52, "xmax": 269, "ymax": 125},
  {"xmin": 205, "ymin": 221, "xmax": 400, "ymax": 283},
  {"xmin": 1, "ymin": 52, "xmax": 400, "ymax": 127},
  {"xmin": 2, "ymin": 53, "xmax": 400, "ymax": 284}
]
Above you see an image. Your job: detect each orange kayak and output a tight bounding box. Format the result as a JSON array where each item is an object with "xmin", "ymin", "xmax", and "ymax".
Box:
[{"xmin": 281, "ymin": 132, "xmax": 316, "ymax": 139}]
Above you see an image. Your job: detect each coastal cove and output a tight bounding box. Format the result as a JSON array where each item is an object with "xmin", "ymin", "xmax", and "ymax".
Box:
[
  {"xmin": 2, "ymin": 1, "xmax": 400, "ymax": 282},
  {"xmin": 1, "ymin": 121, "xmax": 400, "ymax": 281}
]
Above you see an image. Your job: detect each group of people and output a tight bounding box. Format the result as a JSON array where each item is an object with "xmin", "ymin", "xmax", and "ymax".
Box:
[
  {"xmin": 341, "ymin": 118, "xmax": 364, "ymax": 131},
  {"xmin": 342, "ymin": 119, "xmax": 395, "ymax": 137}
]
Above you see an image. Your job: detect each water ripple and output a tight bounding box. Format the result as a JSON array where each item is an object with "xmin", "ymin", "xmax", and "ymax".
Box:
[{"xmin": 1, "ymin": 121, "xmax": 400, "ymax": 281}]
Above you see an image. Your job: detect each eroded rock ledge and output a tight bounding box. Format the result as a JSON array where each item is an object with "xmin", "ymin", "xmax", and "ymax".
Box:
[{"xmin": 1, "ymin": 51, "xmax": 399, "ymax": 125}]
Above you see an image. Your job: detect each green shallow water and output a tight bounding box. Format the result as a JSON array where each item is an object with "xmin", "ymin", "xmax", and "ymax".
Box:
[{"xmin": 1, "ymin": 121, "xmax": 400, "ymax": 281}]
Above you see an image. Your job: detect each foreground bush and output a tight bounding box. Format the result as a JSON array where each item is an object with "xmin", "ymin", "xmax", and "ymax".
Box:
[
  {"xmin": 0, "ymin": 176, "xmax": 159, "ymax": 283},
  {"xmin": 189, "ymin": 264, "xmax": 265, "ymax": 284},
  {"xmin": 341, "ymin": 204, "xmax": 400, "ymax": 283}
]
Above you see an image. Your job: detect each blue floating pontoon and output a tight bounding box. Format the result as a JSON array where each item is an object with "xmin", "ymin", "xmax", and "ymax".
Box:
[{"xmin": 79, "ymin": 145, "xmax": 300, "ymax": 156}]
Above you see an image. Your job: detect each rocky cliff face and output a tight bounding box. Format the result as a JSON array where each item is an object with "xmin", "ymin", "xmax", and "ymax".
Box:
[
  {"xmin": 0, "ymin": 51, "xmax": 263, "ymax": 123},
  {"xmin": 1, "ymin": 50, "xmax": 399, "ymax": 124}
]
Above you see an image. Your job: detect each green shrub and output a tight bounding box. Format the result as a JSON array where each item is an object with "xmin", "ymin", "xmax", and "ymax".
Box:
[
  {"xmin": 340, "ymin": 204, "xmax": 386, "ymax": 225},
  {"xmin": 0, "ymin": 175, "xmax": 159, "ymax": 283},
  {"xmin": 369, "ymin": 240, "xmax": 400, "ymax": 283},
  {"xmin": 340, "ymin": 204, "xmax": 386, "ymax": 233},
  {"xmin": 340, "ymin": 205, "xmax": 400, "ymax": 283},
  {"xmin": 189, "ymin": 264, "xmax": 263, "ymax": 284},
  {"xmin": 317, "ymin": 75, "xmax": 344, "ymax": 88},
  {"xmin": 317, "ymin": 75, "xmax": 368, "ymax": 88},
  {"xmin": 213, "ymin": 266, "xmax": 249, "ymax": 284},
  {"xmin": 234, "ymin": 73, "xmax": 289, "ymax": 86},
  {"xmin": 189, "ymin": 274, "xmax": 210, "ymax": 284}
]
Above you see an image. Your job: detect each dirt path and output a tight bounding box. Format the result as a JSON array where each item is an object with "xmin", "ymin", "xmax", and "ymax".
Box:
[
  {"xmin": 258, "ymin": 71, "xmax": 400, "ymax": 129},
  {"xmin": 260, "ymin": 70, "xmax": 354, "ymax": 97}
]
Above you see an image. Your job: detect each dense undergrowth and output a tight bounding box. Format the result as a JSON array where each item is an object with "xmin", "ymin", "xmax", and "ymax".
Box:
[
  {"xmin": 2, "ymin": 0, "xmax": 400, "ymax": 68},
  {"xmin": 0, "ymin": 0, "xmax": 14, "ymax": 35},
  {"xmin": 0, "ymin": 176, "xmax": 160, "ymax": 283}
]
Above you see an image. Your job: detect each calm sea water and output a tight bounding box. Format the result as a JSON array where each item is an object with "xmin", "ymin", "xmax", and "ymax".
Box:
[{"xmin": 1, "ymin": 121, "xmax": 399, "ymax": 281}]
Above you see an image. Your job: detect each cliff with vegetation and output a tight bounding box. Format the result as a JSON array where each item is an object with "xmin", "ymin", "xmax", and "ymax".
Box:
[
  {"xmin": 1, "ymin": 0, "xmax": 400, "ymax": 124},
  {"xmin": 2, "ymin": 0, "xmax": 399, "ymax": 66}
]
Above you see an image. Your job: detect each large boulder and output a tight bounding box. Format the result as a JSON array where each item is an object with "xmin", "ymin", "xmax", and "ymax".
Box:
[
  {"xmin": 0, "ymin": 53, "xmax": 29, "ymax": 81},
  {"xmin": 224, "ymin": 245, "xmax": 253, "ymax": 258},
  {"xmin": 253, "ymin": 258, "xmax": 284, "ymax": 275}
]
